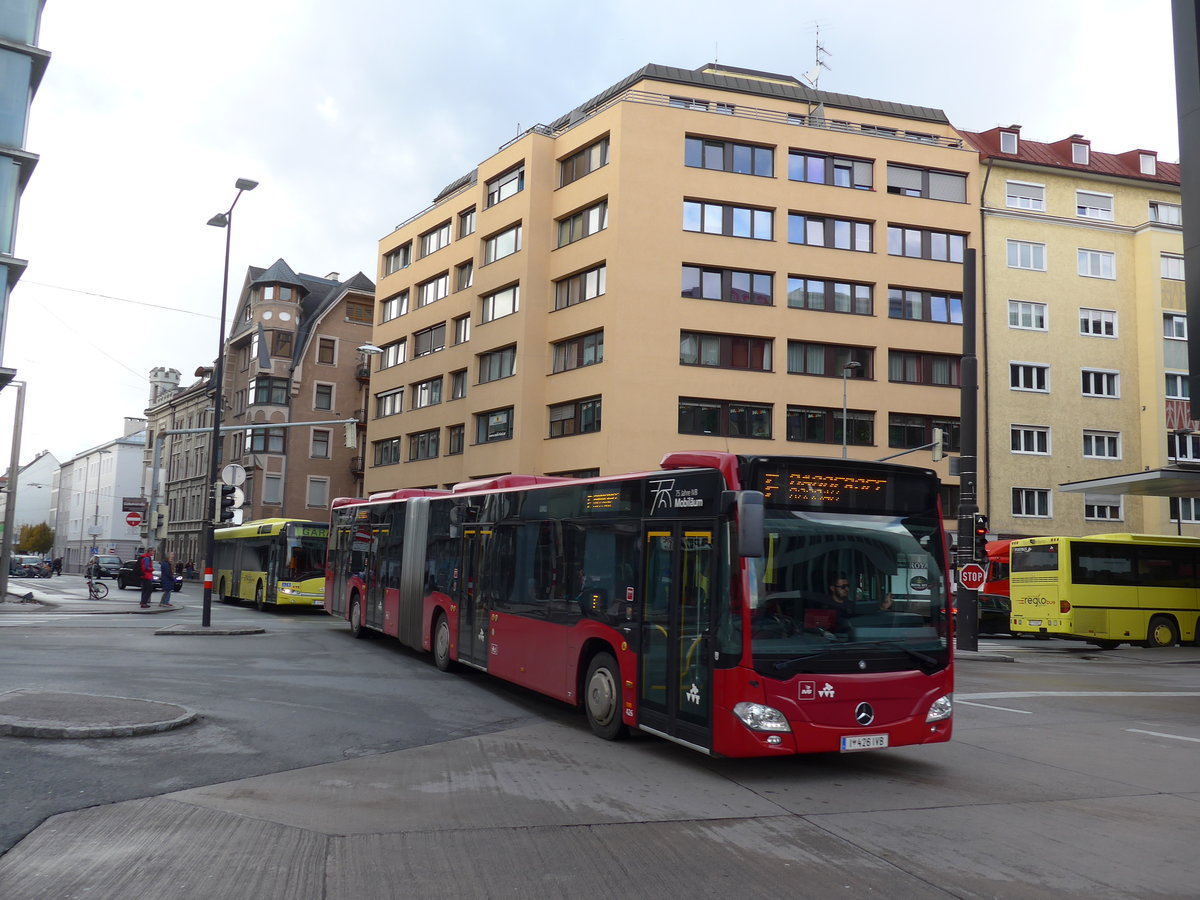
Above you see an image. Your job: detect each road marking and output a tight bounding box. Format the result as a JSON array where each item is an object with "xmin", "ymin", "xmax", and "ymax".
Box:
[
  {"xmin": 957, "ymin": 700, "xmax": 1033, "ymax": 714},
  {"xmin": 1125, "ymin": 728, "xmax": 1200, "ymax": 744},
  {"xmin": 959, "ymin": 691, "xmax": 1200, "ymax": 700}
]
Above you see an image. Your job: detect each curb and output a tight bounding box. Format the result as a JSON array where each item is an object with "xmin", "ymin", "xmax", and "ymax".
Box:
[
  {"xmin": 155, "ymin": 623, "xmax": 267, "ymax": 636},
  {"xmin": 0, "ymin": 691, "xmax": 197, "ymax": 739}
]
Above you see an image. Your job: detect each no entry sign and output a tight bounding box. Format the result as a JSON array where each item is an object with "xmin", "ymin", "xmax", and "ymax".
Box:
[{"xmin": 126, "ymin": 511, "xmax": 143, "ymax": 527}]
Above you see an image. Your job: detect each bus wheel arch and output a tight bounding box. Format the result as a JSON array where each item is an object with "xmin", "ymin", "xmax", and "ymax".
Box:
[
  {"xmin": 432, "ymin": 610, "xmax": 453, "ymax": 671},
  {"xmin": 349, "ymin": 594, "xmax": 367, "ymax": 639},
  {"xmin": 582, "ymin": 647, "xmax": 626, "ymax": 741},
  {"xmin": 1144, "ymin": 615, "xmax": 1180, "ymax": 648}
]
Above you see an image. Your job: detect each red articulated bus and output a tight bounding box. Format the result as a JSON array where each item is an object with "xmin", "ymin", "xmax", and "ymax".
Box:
[{"xmin": 326, "ymin": 452, "xmax": 954, "ymax": 757}]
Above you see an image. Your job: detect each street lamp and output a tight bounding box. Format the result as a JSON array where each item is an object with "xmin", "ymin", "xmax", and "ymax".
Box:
[
  {"xmin": 201, "ymin": 177, "xmax": 257, "ymax": 628},
  {"xmin": 355, "ymin": 345, "xmax": 383, "ymax": 494},
  {"xmin": 841, "ymin": 360, "xmax": 862, "ymax": 459}
]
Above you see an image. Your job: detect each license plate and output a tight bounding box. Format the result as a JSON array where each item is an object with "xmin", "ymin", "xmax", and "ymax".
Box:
[
  {"xmin": 314, "ymin": 601, "xmax": 324, "ymax": 608},
  {"xmin": 1027, "ymin": 619, "xmax": 1042, "ymax": 627},
  {"xmin": 841, "ymin": 734, "xmax": 888, "ymax": 752}
]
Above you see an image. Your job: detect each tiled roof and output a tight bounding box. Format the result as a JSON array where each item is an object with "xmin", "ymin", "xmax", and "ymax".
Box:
[{"xmin": 960, "ymin": 126, "xmax": 1180, "ymax": 185}]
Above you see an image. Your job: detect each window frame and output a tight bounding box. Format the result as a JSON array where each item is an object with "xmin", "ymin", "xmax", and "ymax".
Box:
[
  {"xmin": 475, "ymin": 407, "xmax": 514, "ymax": 444},
  {"xmin": 1077, "ymin": 248, "xmax": 1115, "ymax": 280},
  {"xmin": 685, "ymin": 136, "xmax": 774, "ymax": 177},
  {"xmin": 560, "ymin": 136, "xmax": 610, "ymax": 187},
  {"xmin": 684, "ymin": 200, "xmax": 772, "ymax": 241},
  {"xmin": 1007, "ymin": 239, "xmax": 1047, "ymax": 271},
  {"xmin": 485, "ymin": 165, "xmax": 525, "ymax": 207},
  {"xmin": 558, "ymin": 200, "xmax": 609, "ymax": 247},
  {"xmin": 555, "ymin": 264, "xmax": 607, "ymax": 309},
  {"xmin": 677, "ymin": 397, "xmax": 773, "ymax": 439},
  {"xmin": 1081, "ymin": 368, "xmax": 1119, "ymax": 398},
  {"xmin": 548, "ymin": 396, "xmax": 602, "ymax": 438},
  {"xmin": 478, "ymin": 344, "xmax": 517, "ymax": 383},
  {"xmin": 552, "ymin": 330, "xmax": 604, "ymax": 373},
  {"xmin": 480, "ymin": 284, "xmax": 519, "ymax": 323},
  {"xmin": 1012, "ymin": 487, "xmax": 1052, "ymax": 518},
  {"xmin": 887, "ymin": 224, "xmax": 964, "ymax": 262},
  {"xmin": 680, "ymin": 331, "xmax": 773, "ymax": 372},
  {"xmin": 419, "ymin": 220, "xmax": 452, "ymax": 258},
  {"xmin": 1082, "ymin": 429, "xmax": 1121, "ymax": 460},
  {"xmin": 1008, "ymin": 299, "xmax": 1047, "ymax": 331},
  {"xmin": 1079, "ymin": 308, "xmax": 1117, "ymax": 338},
  {"xmin": 483, "ymin": 223, "xmax": 522, "ymax": 264},
  {"xmin": 790, "ymin": 212, "xmax": 872, "ymax": 252},
  {"xmin": 1010, "ymin": 362, "xmax": 1050, "ymax": 393},
  {"xmin": 1011, "ymin": 424, "xmax": 1051, "ymax": 455}
]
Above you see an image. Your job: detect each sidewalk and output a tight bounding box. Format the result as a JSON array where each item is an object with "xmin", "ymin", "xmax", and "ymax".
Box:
[{"xmin": 1, "ymin": 574, "xmax": 180, "ymax": 614}]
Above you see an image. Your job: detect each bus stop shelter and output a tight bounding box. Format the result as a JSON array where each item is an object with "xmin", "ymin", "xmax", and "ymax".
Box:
[{"xmin": 1059, "ymin": 465, "xmax": 1200, "ymax": 526}]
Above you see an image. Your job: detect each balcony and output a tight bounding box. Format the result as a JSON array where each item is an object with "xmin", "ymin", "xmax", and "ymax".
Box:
[
  {"xmin": 356, "ymin": 365, "xmax": 370, "ymax": 384},
  {"xmin": 350, "ymin": 456, "xmax": 364, "ymax": 475}
]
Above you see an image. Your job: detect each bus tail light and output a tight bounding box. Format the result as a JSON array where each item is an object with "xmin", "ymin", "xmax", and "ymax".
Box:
[
  {"xmin": 1060, "ymin": 600, "xmax": 1071, "ymax": 613},
  {"xmin": 926, "ymin": 694, "xmax": 953, "ymax": 723},
  {"xmin": 733, "ymin": 702, "xmax": 792, "ymax": 732}
]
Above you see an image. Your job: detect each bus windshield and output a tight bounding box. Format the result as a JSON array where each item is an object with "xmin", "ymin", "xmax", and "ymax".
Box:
[
  {"xmin": 284, "ymin": 531, "xmax": 327, "ymax": 581},
  {"xmin": 1011, "ymin": 543, "xmax": 1060, "ymax": 573},
  {"xmin": 746, "ymin": 509, "xmax": 948, "ymax": 672}
]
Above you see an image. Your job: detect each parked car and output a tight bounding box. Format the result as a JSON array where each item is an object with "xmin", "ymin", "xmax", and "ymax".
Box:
[
  {"xmin": 10, "ymin": 554, "xmax": 50, "ymax": 577},
  {"xmin": 978, "ymin": 592, "xmax": 1012, "ymax": 635},
  {"xmin": 91, "ymin": 555, "xmax": 123, "ymax": 579},
  {"xmin": 115, "ymin": 559, "xmax": 183, "ymax": 592}
]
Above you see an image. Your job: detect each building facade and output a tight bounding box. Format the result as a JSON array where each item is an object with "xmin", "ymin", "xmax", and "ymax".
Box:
[
  {"xmin": 0, "ymin": 447, "xmax": 58, "ymax": 543},
  {"xmin": 962, "ymin": 126, "xmax": 1185, "ymax": 537},
  {"xmin": 365, "ymin": 63, "xmax": 980, "ymax": 520}
]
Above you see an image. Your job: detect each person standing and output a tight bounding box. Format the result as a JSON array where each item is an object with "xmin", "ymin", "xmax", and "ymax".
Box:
[
  {"xmin": 159, "ymin": 551, "xmax": 176, "ymax": 607},
  {"xmin": 138, "ymin": 548, "xmax": 155, "ymax": 608}
]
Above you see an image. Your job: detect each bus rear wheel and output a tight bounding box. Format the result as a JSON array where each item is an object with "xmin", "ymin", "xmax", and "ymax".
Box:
[
  {"xmin": 584, "ymin": 652, "xmax": 626, "ymax": 741},
  {"xmin": 433, "ymin": 612, "xmax": 453, "ymax": 671},
  {"xmin": 350, "ymin": 598, "xmax": 366, "ymax": 639},
  {"xmin": 1144, "ymin": 616, "xmax": 1180, "ymax": 648}
]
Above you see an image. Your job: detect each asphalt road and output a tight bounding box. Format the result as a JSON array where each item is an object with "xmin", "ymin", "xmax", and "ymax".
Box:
[{"xmin": 1, "ymin": 581, "xmax": 1198, "ymax": 897}]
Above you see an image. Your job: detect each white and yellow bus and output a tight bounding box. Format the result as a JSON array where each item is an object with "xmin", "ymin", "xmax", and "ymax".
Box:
[
  {"xmin": 1009, "ymin": 533, "xmax": 1200, "ymax": 648},
  {"xmin": 213, "ymin": 519, "xmax": 328, "ymax": 611}
]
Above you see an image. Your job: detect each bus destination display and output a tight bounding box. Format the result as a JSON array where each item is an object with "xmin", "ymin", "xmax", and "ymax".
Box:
[
  {"xmin": 747, "ymin": 459, "xmax": 935, "ymax": 515},
  {"xmin": 762, "ymin": 471, "xmax": 887, "ymax": 506}
]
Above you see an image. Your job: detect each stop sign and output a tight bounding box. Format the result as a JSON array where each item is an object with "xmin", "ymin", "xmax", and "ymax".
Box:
[
  {"xmin": 126, "ymin": 511, "xmax": 142, "ymax": 527},
  {"xmin": 959, "ymin": 562, "xmax": 987, "ymax": 591}
]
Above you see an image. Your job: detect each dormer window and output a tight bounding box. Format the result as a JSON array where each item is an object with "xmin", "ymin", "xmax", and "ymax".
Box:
[
  {"xmin": 1140, "ymin": 153, "xmax": 1157, "ymax": 175},
  {"xmin": 262, "ymin": 284, "xmax": 293, "ymax": 301},
  {"xmin": 1072, "ymin": 142, "xmax": 1089, "ymax": 165},
  {"xmin": 1000, "ymin": 131, "xmax": 1018, "ymax": 154}
]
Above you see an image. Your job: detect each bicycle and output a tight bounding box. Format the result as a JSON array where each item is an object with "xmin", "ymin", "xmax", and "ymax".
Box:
[{"xmin": 86, "ymin": 575, "xmax": 109, "ymax": 600}]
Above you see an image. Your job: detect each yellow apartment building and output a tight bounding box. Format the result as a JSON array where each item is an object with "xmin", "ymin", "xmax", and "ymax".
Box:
[
  {"xmin": 366, "ymin": 63, "xmax": 982, "ymax": 519},
  {"xmin": 962, "ymin": 126, "xmax": 1186, "ymax": 537}
]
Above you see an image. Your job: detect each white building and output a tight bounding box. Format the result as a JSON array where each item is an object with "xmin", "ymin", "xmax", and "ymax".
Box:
[{"xmin": 0, "ymin": 449, "xmax": 59, "ymax": 548}]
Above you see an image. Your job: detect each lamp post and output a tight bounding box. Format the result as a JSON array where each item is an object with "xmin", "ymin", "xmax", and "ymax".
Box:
[
  {"xmin": 841, "ymin": 360, "xmax": 862, "ymax": 458},
  {"xmin": 355, "ymin": 345, "xmax": 382, "ymax": 496},
  {"xmin": 201, "ymin": 178, "xmax": 258, "ymax": 628},
  {"xmin": 0, "ymin": 379, "xmax": 25, "ymax": 600}
]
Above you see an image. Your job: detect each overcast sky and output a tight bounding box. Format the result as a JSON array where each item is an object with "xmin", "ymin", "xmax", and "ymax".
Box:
[{"xmin": 0, "ymin": 0, "xmax": 1180, "ymax": 472}]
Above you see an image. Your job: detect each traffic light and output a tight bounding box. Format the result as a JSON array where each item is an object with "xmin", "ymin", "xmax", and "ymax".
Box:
[
  {"xmin": 344, "ymin": 420, "xmax": 357, "ymax": 449},
  {"xmin": 216, "ymin": 484, "xmax": 238, "ymax": 524},
  {"xmin": 931, "ymin": 427, "xmax": 945, "ymax": 462},
  {"xmin": 973, "ymin": 513, "xmax": 989, "ymax": 561},
  {"xmin": 155, "ymin": 504, "xmax": 169, "ymax": 540}
]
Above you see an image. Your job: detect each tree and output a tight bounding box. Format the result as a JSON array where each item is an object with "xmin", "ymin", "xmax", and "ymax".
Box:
[{"xmin": 17, "ymin": 522, "xmax": 54, "ymax": 555}]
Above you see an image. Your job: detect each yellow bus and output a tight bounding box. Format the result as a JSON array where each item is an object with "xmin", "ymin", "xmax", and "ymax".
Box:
[
  {"xmin": 213, "ymin": 519, "xmax": 328, "ymax": 611},
  {"xmin": 1009, "ymin": 533, "xmax": 1200, "ymax": 648}
]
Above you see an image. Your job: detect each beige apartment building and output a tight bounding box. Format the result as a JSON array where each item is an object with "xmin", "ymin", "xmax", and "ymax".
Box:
[
  {"xmin": 366, "ymin": 63, "xmax": 982, "ymax": 517},
  {"xmin": 962, "ymin": 126, "xmax": 1186, "ymax": 537}
]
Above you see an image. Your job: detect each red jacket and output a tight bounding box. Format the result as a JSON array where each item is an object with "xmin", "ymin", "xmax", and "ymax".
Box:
[{"xmin": 139, "ymin": 553, "xmax": 154, "ymax": 580}]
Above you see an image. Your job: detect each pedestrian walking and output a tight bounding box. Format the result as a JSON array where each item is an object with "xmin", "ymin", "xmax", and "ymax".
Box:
[
  {"xmin": 52, "ymin": 557, "xmax": 62, "ymax": 576},
  {"xmin": 137, "ymin": 548, "xmax": 155, "ymax": 608},
  {"xmin": 159, "ymin": 551, "xmax": 176, "ymax": 607}
]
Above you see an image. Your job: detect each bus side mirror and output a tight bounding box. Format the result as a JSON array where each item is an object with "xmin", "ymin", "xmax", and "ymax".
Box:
[{"xmin": 736, "ymin": 491, "xmax": 764, "ymax": 558}]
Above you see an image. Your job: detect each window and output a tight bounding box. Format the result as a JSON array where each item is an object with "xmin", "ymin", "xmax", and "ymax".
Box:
[
  {"xmin": 1007, "ymin": 240, "xmax": 1046, "ymax": 270},
  {"xmin": 412, "ymin": 377, "xmax": 443, "ymax": 409},
  {"xmin": 1079, "ymin": 308, "xmax": 1117, "ymax": 337},
  {"xmin": 1083, "ymin": 430, "xmax": 1120, "ymax": 459},
  {"xmin": 787, "ymin": 150, "xmax": 872, "ymax": 189},
  {"xmin": 456, "ymin": 261, "xmax": 474, "ymax": 291},
  {"xmin": 417, "ymin": 273, "xmax": 449, "ymax": 307},
  {"xmin": 786, "ymin": 276, "xmax": 871, "ymax": 315},
  {"xmin": 1011, "ymin": 425, "xmax": 1050, "ymax": 455},
  {"xmin": 1009, "ymin": 300, "xmax": 1047, "ymax": 330},
  {"xmin": 683, "ymin": 265, "xmax": 771, "ymax": 305},
  {"xmin": 376, "ymin": 388, "xmax": 403, "ymax": 418},
  {"xmin": 412, "ymin": 322, "xmax": 446, "ymax": 357},
  {"xmin": 450, "ymin": 369, "xmax": 467, "ymax": 400},
  {"xmin": 481, "ymin": 285, "xmax": 519, "ymax": 323},
  {"xmin": 787, "ymin": 405, "xmax": 874, "ymax": 446},
  {"xmin": 1150, "ymin": 201, "xmax": 1182, "ymax": 225},
  {"xmin": 246, "ymin": 427, "xmax": 285, "ymax": 454},
  {"xmin": 314, "ymin": 383, "xmax": 333, "ymax": 411},
  {"xmin": 476, "ymin": 407, "xmax": 514, "ymax": 443},
  {"xmin": 1166, "ymin": 372, "xmax": 1189, "ymax": 400},
  {"xmin": 261, "ymin": 284, "xmax": 294, "ymax": 301},
  {"xmin": 1170, "ymin": 497, "xmax": 1200, "ymax": 522},
  {"xmin": 251, "ymin": 376, "xmax": 289, "ymax": 405},
  {"xmin": 1162, "ymin": 254, "xmax": 1185, "ymax": 280},
  {"xmin": 684, "ymin": 136, "xmax": 773, "ymax": 176},
  {"xmin": 678, "ymin": 398, "xmax": 772, "ymax": 439},
  {"xmin": 384, "ymin": 242, "xmax": 411, "ymax": 275},
  {"xmin": 317, "ymin": 338, "xmax": 336, "ymax": 364},
  {"xmin": 486, "ymin": 165, "xmax": 524, "ymax": 207},
  {"xmin": 1165, "ymin": 313, "xmax": 1188, "ymax": 340},
  {"xmin": 1081, "ymin": 369, "xmax": 1119, "ymax": 398},
  {"xmin": 263, "ymin": 475, "xmax": 283, "ymax": 505},
  {"xmin": 1078, "ymin": 248, "xmax": 1115, "ymax": 279},
  {"xmin": 454, "ymin": 314, "xmax": 471, "ymax": 344},
  {"xmin": 684, "ymin": 200, "xmax": 771, "ymax": 240},
  {"xmin": 680, "ymin": 331, "xmax": 772, "ymax": 371},
  {"xmin": 346, "ymin": 300, "xmax": 372, "ymax": 324},
  {"xmin": 887, "ymin": 225, "xmax": 964, "ymax": 261},
  {"xmin": 484, "ymin": 224, "xmax": 522, "ymax": 263},
  {"xmin": 311, "ymin": 429, "xmax": 331, "ymax": 459},
  {"xmin": 269, "ymin": 330, "xmax": 293, "ymax": 359},
  {"xmin": 1140, "ymin": 153, "xmax": 1157, "ymax": 175},
  {"xmin": 888, "ymin": 351, "xmax": 961, "ymax": 386},
  {"xmin": 1010, "ymin": 363, "xmax": 1049, "ymax": 392},
  {"xmin": 1084, "ymin": 494, "xmax": 1123, "ymax": 520},
  {"xmin": 458, "ymin": 206, "xmax": 476, "ymax": 238},
  {"xmin": 1000, "ymin": 131, "xmax": 1019, "ymax": 154},
  {"xmin": 560, "ymin": 137, "xmax": 610, "ymax": 186},
  {"xmin": 886, "ymin": 164, "xmax": 966, "ymax": 202},
  {"xmin": 1076, "ymin": 191, "xmax": 1114, "ymax": 220},
  {"xmin": 447, "ymin": 424, "xmax": 465, "ymax": 456},
  {"xmin": 381, "ymin": 291, "xmax": 408, "ymax": 322},
  {"xmin": 1012, "ymin": 487, "xmax": 1051, "ymax": 518},
  {"xmin": 409, "ymin": 429, "xmax": 439, "ymax": 461},
  {"xmin": 1072, "ymin": 142, "xmax": 1089, "ymax": 165},
  {"xmin": 1168, "ymin": 432, "xmax": 1200, "ymax": 461},
  {"xmin": 307, "ymin": 477, "xmax": 329, "ymax": 509},
  {"xmin": 558, "ymin": 200, "xmax": 608, "ymax": 246},
  {"xmin": 888, "ymin": 288, "xmax": 963, "ymax": 324},
  {"xmin": 552, "ymin": 330, "xmax": 603, "ymax": 372},
  {"xmin": 419, "ymin": 221, "xmax": 451, "ymax": 257},
  {"xmin": 374, "ymin": 438, "xmax": 402, "ymax": 466},
  {"xmin": 669, "ymin": 96, "xmax": 709, "ymax": 110},
  {"xmin": 479, "ymin": 345, "xmax": 517, "ymax": 382},
  {"xmin": 555, "ymin": 264, "xmax": 606, "ymax": 309},
  {"xmin": 790, "ymin": 213, "xmax": 872, "ymax": 251},
  {"xmin": 548, "ymin": 397, "xmax": 602, "ymax": 437},
  {"xmin": 381, "ymin": 339, "xmax": 407, "ymax": 369},
  {"xmin": 889, "ymin": 414, "xmax": 961, "ymax": 452},
  {"xmin": 786, "ymin": 342, "xmax": 871, "ymax": 378},
  {"xmin": 1006, "ymin": 181, "xmax": 1045, "ymax": 211}
]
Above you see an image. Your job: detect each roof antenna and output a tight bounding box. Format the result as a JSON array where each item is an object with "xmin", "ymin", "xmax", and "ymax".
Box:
[{"xmin": 801, "ymin": 24, "xmax": 832, "ymax": 90}]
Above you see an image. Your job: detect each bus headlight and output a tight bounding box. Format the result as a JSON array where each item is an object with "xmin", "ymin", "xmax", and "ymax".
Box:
[
  {"xmin": 926, "ymin": 694, "xmax": 953, "ymax": 723},
  {"xmin": 733, "ymin": 702, "xmax": 792, "ymax": 732}
]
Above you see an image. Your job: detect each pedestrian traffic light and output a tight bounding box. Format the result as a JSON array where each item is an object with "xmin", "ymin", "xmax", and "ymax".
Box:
[
  {"xmin": 973, "ymin": 513, "xmax": 989, "ymax": 561},
  {"xmin": 931, "ymin": 427, "xmax": 945, "ymax": 462},
  {"xmin": 216, "ymin": 484, "xmax": 238, "ymax": 524}
]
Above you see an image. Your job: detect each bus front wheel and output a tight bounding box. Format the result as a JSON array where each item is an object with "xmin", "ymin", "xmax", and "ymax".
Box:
[
  {"xmin": 584, "ymin": 652, "xmax": 626, "ymax": 741},
  {"xmin": 433, "ymin": 612, "xmax": 453, "ymax": 671},
  {"xmin": 350, "ymin": 598, "xmax": 367, "ymax": 639},
  {"xmin": 1144, "ymin": 616, "xmax": 1180, "ymax": 648}
]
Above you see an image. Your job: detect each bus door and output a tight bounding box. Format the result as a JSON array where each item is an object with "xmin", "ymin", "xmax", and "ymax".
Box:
[
  {"xmin": 637, "ymin": 523, "xmax": 715, "ymax": 750},
  {"xmin": 266, "ymin": 542, "xmax": 279, "ymax": 604},
  {"xmin": 456, "ymin": 526, "xmax": 491, "ymax": 669}
]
